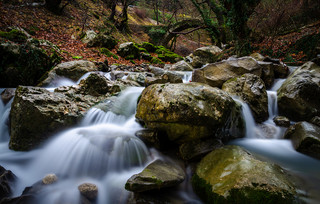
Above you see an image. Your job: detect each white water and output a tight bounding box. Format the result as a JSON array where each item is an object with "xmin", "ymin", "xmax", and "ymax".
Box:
[
  {"xmin": 231, "ymin": 71, "xmax": 320, "ymax": 203},
  {"xmin": 0, "ymin": 86, "xmax": 152, "ymax": 203}
]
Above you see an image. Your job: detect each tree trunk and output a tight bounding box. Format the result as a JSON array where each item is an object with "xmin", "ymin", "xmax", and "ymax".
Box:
[
  {"xmin": 45, "ymin": 0, "xmax": 62, "ymax": 13},
  {"xmin": 109, "ymin": 1, "xmax": 117, "ymax": 21}
]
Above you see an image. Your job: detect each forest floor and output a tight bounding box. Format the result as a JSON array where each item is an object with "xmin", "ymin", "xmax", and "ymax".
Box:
[{"xmin": 0, "ymin": 0, "xmax": 319, "ymax": 66}]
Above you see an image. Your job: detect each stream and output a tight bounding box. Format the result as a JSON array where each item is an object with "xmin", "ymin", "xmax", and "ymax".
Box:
[{"xmin": 0, "ymin": 69, "xmax": 320, "ymax": 203}]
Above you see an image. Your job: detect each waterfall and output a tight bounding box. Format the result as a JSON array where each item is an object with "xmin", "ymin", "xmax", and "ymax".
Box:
[{"xmin": 233, "ymin": 98, "xmax": 257, "ymax": 138}]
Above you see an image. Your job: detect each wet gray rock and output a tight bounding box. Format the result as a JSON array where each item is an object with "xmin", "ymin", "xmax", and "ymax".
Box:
[
  {"xmin": 277, "ymin": 61, "xmax": 320, "ymax": 121},
  {"xmin": 179, "ymin": 138, "xmax": 223, "ymax": 161},
  {"xmin": 310, "ymin": 116, "xmax": 320, "ymax": 127},
  {"xmin": 284, "ymin": 121, "xmax": 320, "ymax": 159},
  {"xmin": 222, "ymin": 73, "xmax": 269, "ymax": 123},
  {"xmin": 145, "ymin": 72, "xmax": 183, "ymax": 87},
  {"xmin": 42, "ymin": 174, "xmax": 58, "ymax": 185},
  {"xmin": 9, "ymin": 74, "xmax": 119, "ymax": 151},
  {"xmin": 125, "ymin": 160, "xmax": 185, "ymax": 192},
  {"xmin": 192, "ymin": 56, "xmax": 262, "ymax": 88},
  {"xmin": 273, "ymin": 116, "xmax": 291, "ymax": 127},
  {"xmin": 193, "ymin": 146, "xmax": 296, "ymax": 203},
  {"xmin": 169, "ymin": 60, "xmax": 193, "ymax": 71},
  {"xmin": 191, "ymin": 46, "xmax": 222, "ymax": 68},
  {"xmin": 78, "ymin": 183, "xmax": 98, "ymax": 201},
  {"xmin": 0, "ymin": 165, "xmax": 16, "ymax": 199},
  {"xmin": 38, "ymin": 60, "xmax": 99, "ymax": 87},
  {"xmin": 1, "ymin": 88, "xmax": 15, "ymax": 105}
]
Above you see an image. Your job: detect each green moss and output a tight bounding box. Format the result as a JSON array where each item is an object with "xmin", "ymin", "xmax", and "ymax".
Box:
[
  {"xmin": 150, "ymin": 57, "xmax": 164, "ymax": 65},
  {"xmin": 72, "ymin": 55, "xmax": 83, "ymax": 59},
  {"xmin": 130, "ymin": 59, "xmax": 136, "ymax": 64},
  {"xmin": 138, "ymin": 47, "xmax": 148, "ymax": 53},
  {"xmin": 141, "ymin": 42, "xmax": 156, "ymax": 52},
  {"xmin": 0, "ymin": 29, "xmax": 28, "ymax": 43},
  {"xmin": 100, "ymin": 48, "xmax": 119, "ymax": 59}
]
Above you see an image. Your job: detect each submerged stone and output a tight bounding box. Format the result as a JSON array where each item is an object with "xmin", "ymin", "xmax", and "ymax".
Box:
[
  {"xmin": 125, "ymin": 160, "xmax": 185, "ymax": 192},
  {"xmin": 192, "ymin": 146, "xmax": 296, "ymax": 204}
]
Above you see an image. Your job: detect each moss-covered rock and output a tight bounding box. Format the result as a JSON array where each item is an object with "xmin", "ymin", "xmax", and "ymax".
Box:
[
  {"xmin": 0, "ymin": 41, "xmax": 53, "ymax": 87},
  {"xmin": 117, "ymin": 42, "xmax": 140, "ymax": 60},
  {"xmin": 284, "ymin": 122, "xmax": 320, "ymax": 159},
  {"xmin": 0, "ymin": 29, "xmax": 28, "ymax": 43},
  {"xmin": 192, "ymin": 56, "xmax": 262, "ymax": 88},
  {"xmin": 100, "ymin": 48, "xmax": 119, "ymax": 59},
  {"xmin": 136, "ymin": 83, "xmax": 244, "ymax": 144},
  {"xmin": 277, "ymin": 61, "xmax": 320, "ymax": 121},
  {"xmin": 222, "ymin": 73, "xmax": 269, "ymax": 123},
  {"xmin": 87, "ymin": 33, "xmax": 117, "ymax": 50},
  {"xmin": 125, "ymin": 159, "xmax": 185, "ymax": 192},
  {"xmin": 192, "ymin": 146, "xmax": 297, "ymax": 204},
  {"xmin": 150, "ymin": 57, "xmax": 164, "ymax": 65},
  {"xmin": 141, "ymin": 42, "xmax": 156, "ymax": 52},
  {"xmin": 155, "ymin": 46, "xmax": 183, "ymax": 63}
]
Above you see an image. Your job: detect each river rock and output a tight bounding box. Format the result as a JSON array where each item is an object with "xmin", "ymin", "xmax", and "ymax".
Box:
[
  {"xmin": 42, "ymin": 174, "xmax": 58, "ymax": 185},
  {"xmin": 192, "ymin": 146, "xmax": 296, "ymax": 203},
  {"xmin": 1, "ymin": 88, "xmax": 15, "ymax": 105},
  {"xmin": 145, "ymin": 72, "xmax": 183, "ymax": 87},
  {"xmin": 0, "ymin": 165, "xmax": 16, "ymax": 199},
  {"xmin": 222, "ymin": 73, "xmax": 269, "ymax": 123},
  {"xmin": 250, "ymin": 52, "xmax": 266, "ymax": 61},
  {"xmin": 191, "ymin": 46, "xmax": 222, "ymax": 68},
  {"xmin": 169, "ymin": 60, "xmax": 193, "ymax": 71},
  {"xmin": 179, "ymin": 138, "xmax": 223, "ymax": 161},
  {"xmin": 38, "ymin": 60, "xmax": 99, "ymax": 87},
  {"xmin": 125, "ymin": 160, "xmax": 185, "ymax": 192},
  {"xmin": 9, "ymin": 75, "xmax": 114, "ymax": 151},
  {"xmin": 117, "ymin": 42, "xmax": 140, "ymax": 60},
  {"xmin": 277, "ymin": 61, "xmax": 320, "ymax": 121},
  {"xmin": 86, "ymin": 33, "xmax": 117, "ymax": 50},
  {"xmin": 273, "ymin": 116, "xmax": 291, "ymax": 127},
  {"xmin": 78, "ymin": 183, "xmax": 98, "ymax": 201},
  {"xmin": 284, "ymin": 122, "xmax": 320, "ymax": 159},
  {"xmin": 136, "ymin": 83, "xmax": 244, "ymax": 144},
  {"xmin": 192, "ymin": 56, "xmax": 262, "ymax": 88},
  {"xmin": 310, "ymin": 116, "xmax": 320, "ymax": 127},
  {"xmin": 258, "ymin": 61, "xmax": 275, "ymax": 88}
]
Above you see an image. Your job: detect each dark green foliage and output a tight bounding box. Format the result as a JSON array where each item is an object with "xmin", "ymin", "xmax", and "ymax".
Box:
[
  {"xmin": 0, "ymin": 29, "xmax": 28, "ymax": 43},
  {"xmin": 292, "ymin": 33, "xmax": 320, "ymax": 60},
  {"xmin": 148, "ymin": 27, "xmax": 167, "ymax": 45}
]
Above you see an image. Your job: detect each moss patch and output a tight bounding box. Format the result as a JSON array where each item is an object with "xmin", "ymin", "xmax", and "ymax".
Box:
[{"xmin": 0, "ymin": 29, "xmax": 28, "ymax": 43}]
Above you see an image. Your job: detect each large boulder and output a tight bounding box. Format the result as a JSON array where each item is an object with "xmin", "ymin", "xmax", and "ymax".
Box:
[
  {"xmin": 284, "ymin": 122, "xmax": 320, "ymax": 159},
  {"xmin": 191, "ymin": 46, "xmax": 222, "ymax": 68},
  {"xmin": 0, "ymin": 41, "xmax": 53, "ymax": 87},
  {"xmin": 277, "ymin": 62, "xmax": 320, "ymax": 121},
  {"xmin": 192, "ymin": 57, "xmax": 262, "ymax": 88},
  {"xmin": 117, "ymin": 42, "xmax": 140, "ymax": 60},
  {"xmin": 9, "ymin": 73, "xmax": 119, "ymax": 151},
  {"xmin": 86, "ymin": 33, "xmax": 117, "ymax": 50},
  {"xmin": 136, "ymin": 83, "xmax": 244, "ymax": 144},
  {"xmin": 192, "ymin": 146, "xmax": 296, "ymax": 204},
  {"xmin": 125, "ymin": 160, "xmax": 185, "ymax": 192},
  {"xmin": 222, "ymin": 73, "xmax": 269, "ymax": 123},
  {"xmin": 38, "ymin": 60, "xmax": 99, "ymax": 87}
]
